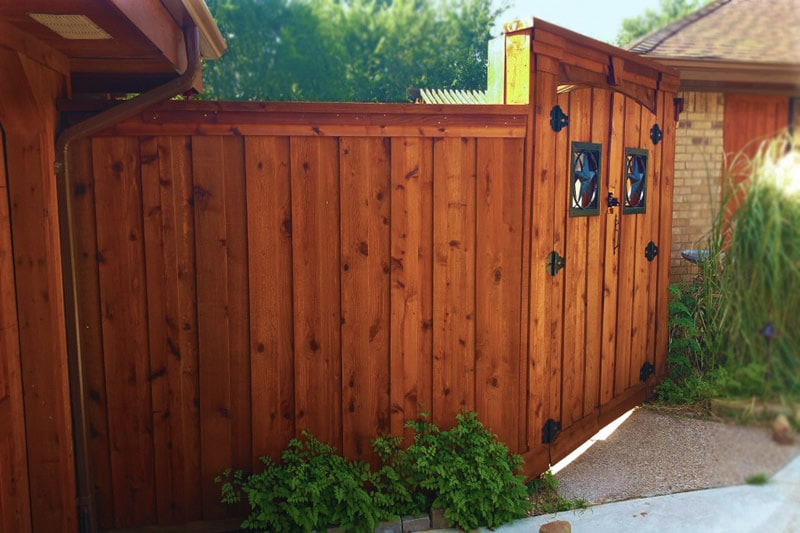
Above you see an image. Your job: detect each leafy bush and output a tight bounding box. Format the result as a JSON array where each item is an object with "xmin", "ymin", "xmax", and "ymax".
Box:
[
  {"xmin": 658, "ymin": 134, "xmax": 800, "ymax": 404},
  {"xmin": 398, "ymin": 411, "xmax": 531, "ymax": 530},
  {"xmin": 217, "ymin": 432, "xmax": 380, "ymax": 532},
  {"xmin": 218, "ymin": 411, "xmax": 533, "ymax": 532}
]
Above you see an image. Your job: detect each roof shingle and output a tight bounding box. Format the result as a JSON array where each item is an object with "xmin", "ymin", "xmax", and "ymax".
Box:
[{"xmin": 627, "ymin": 0, "xmax": 800, "ymax": 65}]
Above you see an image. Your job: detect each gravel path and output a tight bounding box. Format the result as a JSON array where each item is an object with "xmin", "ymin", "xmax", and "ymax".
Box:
[{"xmin": 554, "ymin": 407, "xmax": 799, "ymax": 504}]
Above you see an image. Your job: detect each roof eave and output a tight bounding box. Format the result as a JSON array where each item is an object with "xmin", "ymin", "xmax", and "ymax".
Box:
[{"xmin": 644, "ymin": 57, "xmax": 800, "ymax": 93}]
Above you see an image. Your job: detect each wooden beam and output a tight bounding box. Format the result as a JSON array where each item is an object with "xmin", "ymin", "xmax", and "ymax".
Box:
[
  {"xmin": 0, "ymin": 19, "xmax": 69, "ymax": 76},
  {"xmin": 110, "ymin": 0, "xmax": 187, "ymax": 72}
]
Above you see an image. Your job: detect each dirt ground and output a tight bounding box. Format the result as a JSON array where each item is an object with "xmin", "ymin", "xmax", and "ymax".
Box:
[{"xmin": 553, "ymin": 407, "xmax": 799, "ymax": 504}]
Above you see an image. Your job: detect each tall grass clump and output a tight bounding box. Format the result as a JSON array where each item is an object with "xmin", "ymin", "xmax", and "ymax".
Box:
[{"xmin": 659, "ymin": 133, "xmax": 800, "ymax": 403}]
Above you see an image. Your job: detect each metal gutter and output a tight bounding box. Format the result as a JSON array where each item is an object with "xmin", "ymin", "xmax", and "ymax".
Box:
[{"xmin": 54, "ymin": 26, "xmax": 201, "ymax": 533}]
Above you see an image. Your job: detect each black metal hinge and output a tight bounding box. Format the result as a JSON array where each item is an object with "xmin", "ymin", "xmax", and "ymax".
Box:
[
  {"xmin": 550, "ymin": 105, "xmax": 569, "ymax": 132},
  {"xmin": 640, "ymin": 361, "xmax": 655, "ymax": 382},
  {"xmin": 546, "ymin": 251, "xmax": 565, "ymax": 276},
  {"xmin": 542, "ymin": 418, "xmax": 562, "ymax": 444},
  {"xmin": 645, "ymin": 241, "xmax": 659, "ymax": 262},
  {"xmin": 650, "ymin": 124, "xmax": 663, "ymax": 145}
]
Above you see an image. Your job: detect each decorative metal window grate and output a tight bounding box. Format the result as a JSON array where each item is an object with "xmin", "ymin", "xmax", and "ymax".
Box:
[
  {"xmin": 570, "ymin": 142, "xmax": 601, "ymax": 216},
  {"xmin": 624, "ymin": 148, "xmax": 648, "ymax": 214}
]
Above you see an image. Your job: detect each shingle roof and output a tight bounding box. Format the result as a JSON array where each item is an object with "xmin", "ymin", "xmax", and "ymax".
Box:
[{"xmin": 627, "ymin": 0, "xmax": 800, "ymax": 65}]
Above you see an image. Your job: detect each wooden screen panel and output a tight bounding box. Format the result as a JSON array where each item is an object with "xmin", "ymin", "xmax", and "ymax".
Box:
[
  {"xmin": 475, "ymin": 137, "xmax": 524, "ymax": 449},
  {"xmin": 70, "ymin": 138, "xmax": 114, "ymax": 529},
  {"xmin": 389, "ymin": 137, "xmax": 434, "ymax": 438},
  {"xmin": 290, "ymin": 137, "xmax": 342, "ymax": 447},
  {"xmin": 246, "ymin": 137, "xmax": 295, "ymax": 465},
  {"xmin": 140, "ymin": 136, "xmax": 202, "ymax": 525},
  {"xmin": 432, "ymin": 137, "xmax": 477, "ymax": 428},
  {"xmin": 340, "ymin": 137, "xmax": 392, "ymax": 463},
  {"xmin": 192, "ymin": 136, "xmax": 252, "ymax": 520},
  {"xmin": 92, "ymin": 137, "xmax": 157, "ymax": 527}
]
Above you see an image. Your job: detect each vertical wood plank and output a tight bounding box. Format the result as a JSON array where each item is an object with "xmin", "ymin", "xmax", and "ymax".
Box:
[
  {"xmin": 246, "ymin": 137, "xmax": 295, "ymax": 464},
  {"xmin": 432, "ymin": 137, "xmax": 476, "ymax": 428},
  {"xmin": 223, "ymin": 137, "xmax": 252, "ymax": 485},
  {"xmin": 585, "ymin": 88, "xmax": 610, "ymax": 416},
  {"xmin": 645, "ymin": 94, "xmax": 666, "ymax": 373},
  {"xmin": 656, "ymin": 92, "xmax": 677, "ymax": 377},
  {"xmin": 390, "ymin": 137, "xmax": 434, "ymax": 437},
  {"xmin": 70, "ymin": 138, "xmax": 114, "ymax": 528},
  {"xmin": 528, "ymin": 60, "xmax": 558, "ymax": 456},
  {"xmin": 629, "ymin": 104, "xmax": 654, "ymax": 388},
  {"xmin": 550, "ymin": 91, "xmax": 569, "ymax": 427},
  {"xmin": 614, "ymin": 98, "xmax": 641, "ymax": 396},
  {"xmin": 475, "ymin": 137, "xmax": 524, "ymax": 448},
  {"xmin": 0, "ymin": 137, "xmax": 31, "ymax": 533},
  {"xmin": 562, "ymin": 88, "xmax": 590, "ymax": 428},
  {"xmin": 92, "ymin": 137, "xmax": 156, "ymax": 527},
  {"xmin": 192, "ymin": 135, "xmax": 232, "ymax": 520},
  {"xmin": 600, "ymin": 92, "xmax": 625, "ymax": 405},
  {"xmin": 290, "ymin": 137, "xmax": 342, "ymax": 447},
  {"xmin": 340, "ymin": 137, "xmax": 391, "ymax": 463},
  {"xmin": 140, "ymin": 136, "xmax": 202, "ymax": 524}
]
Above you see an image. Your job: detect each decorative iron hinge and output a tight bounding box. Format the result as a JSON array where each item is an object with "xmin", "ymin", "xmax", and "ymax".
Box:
[
  {"xmin": 640, "ymin": 361, "xmax": 655, "ymax": 382},
  {"xmin": 650, "ymin": 124, "xmax": 663, "ymax": 145},
  {"xmin": 542, "ymin": 418, "xmax": 562, "ymax": 444},
  {"xmin": 546, "ymin": 251, "xmax": 565, "ymax": 276},
  {"xmin": 645, "ymin": 241, "xmax": 659, "ymax": 262},
  {"xmin": 550, "ymin": 105, "xmax": 569, "ymax": 132}
]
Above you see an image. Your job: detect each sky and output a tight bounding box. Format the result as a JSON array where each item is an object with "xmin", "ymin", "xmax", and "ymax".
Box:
[{"xmin": 493, "ymin": 0, "xmax": 665, "ymax": 45}]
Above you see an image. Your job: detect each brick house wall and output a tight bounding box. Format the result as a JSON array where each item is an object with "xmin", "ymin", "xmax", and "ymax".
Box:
[{"xmin": 670, "ymin": 91, "xmax": 724, "ymax": 282}]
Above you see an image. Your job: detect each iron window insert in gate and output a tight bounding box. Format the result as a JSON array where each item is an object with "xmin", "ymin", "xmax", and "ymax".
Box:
[
  {"xmin": 570, "ymin": 141, "xmax": 602, "ymax": 217},
  {"xmin": 624, "ymin": 147, "xmax": 648, "ymax": 214}
]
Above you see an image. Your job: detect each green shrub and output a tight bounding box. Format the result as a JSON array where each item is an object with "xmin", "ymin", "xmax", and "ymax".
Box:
[
  {"xmin": 218, "ymin": 411, "xmax": 533, "ymax": 532},
  {"xmin": 216, "ymin": 432, "xmax": 380, "ymax": 532},
  {"xmin": 398, "ymin": 411, "xmax": 531, "ymax": 530}
]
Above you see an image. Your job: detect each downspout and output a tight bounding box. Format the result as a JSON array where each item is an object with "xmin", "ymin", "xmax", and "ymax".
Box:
[{"xmin": 54, "ymin": 26, "xmax": 201, "ymax": 533}]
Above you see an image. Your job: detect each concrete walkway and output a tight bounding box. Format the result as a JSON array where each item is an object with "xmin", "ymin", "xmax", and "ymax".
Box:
[{"xmin": 487, "ymin": 454, "xmax": 800, "ymax": 533}]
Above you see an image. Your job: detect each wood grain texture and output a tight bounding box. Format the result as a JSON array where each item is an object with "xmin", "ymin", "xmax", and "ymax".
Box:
[
  {"xmin": 70, "ymin": 138, "xmax": 115, "ymax": 529},
  {"xmin": 245, "ymin": 137, "xmax": 295, "ymax": 464},
  {"xmin": 140, "ymin": 136, "xmax": 202, "ymax": 525},
  {"xmin": 92, "ymin": 136, "xmax": 156, "ymax": 527},
  {"xmin": 475, "ymin": 137, "xmax": 524, "ymax": 448},
  {"xmin": 432, "ymin": 137, "xmax": 477, "ymax": 428},
  {"xmin": 340, "ymin": 137, "xmax": 391, "ymax": 463},
  {"xmin": 290, "ymin": 137, "xmax": 342, "ymax": 447},
  {"xmin": 389, "ymin": 137, "xmax": 434, "ymax": 437}
]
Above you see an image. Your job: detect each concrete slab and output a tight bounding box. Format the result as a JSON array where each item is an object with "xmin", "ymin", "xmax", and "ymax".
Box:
[{"xmin": 482, "ymin": 455, "xmax": 800, "ymax": 533}]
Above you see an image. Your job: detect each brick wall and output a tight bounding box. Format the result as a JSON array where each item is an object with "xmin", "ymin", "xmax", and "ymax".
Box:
[{"xmin": 670, "ymin": 91, "xmax": 724, "ymax": 282}]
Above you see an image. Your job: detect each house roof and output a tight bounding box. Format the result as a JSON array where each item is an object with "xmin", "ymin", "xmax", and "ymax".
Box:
[{"xmin": 627, "ymin": 0, "xmax": 800, "ymax": 65}]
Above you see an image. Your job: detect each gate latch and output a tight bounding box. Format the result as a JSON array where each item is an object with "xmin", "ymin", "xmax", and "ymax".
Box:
[
  {"xmin": 546, "ymin": 251, "xmax": 565, "ymax": 276},
  {"xmin": 607, "ymin": 191, "xmax": 620, "ymax": 208},
  {"xmin": 542, "ymin": 418, "xmax": 562, "ymax": 444},
  {"xmin": 550, "ymin": 105, "xmax": 569, "ymax": 132},
  {"xmin": 640, "ymin": 361, "xmax": 655, "ymax": 382},
  {"xmin": 645, "ymin": 241, "xmax": 659, "ymax": 262}
]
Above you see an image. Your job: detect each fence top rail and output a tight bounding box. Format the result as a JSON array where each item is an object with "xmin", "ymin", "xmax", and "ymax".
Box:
[{"xmin": 75, "ymin": 100, "xmax": 530, "ymax": 138}]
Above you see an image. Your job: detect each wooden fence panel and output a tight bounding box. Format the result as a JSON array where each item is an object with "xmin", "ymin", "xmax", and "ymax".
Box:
[{"xmin": 68, "ymin": 93, "xmax": 676, "ymax": 528}]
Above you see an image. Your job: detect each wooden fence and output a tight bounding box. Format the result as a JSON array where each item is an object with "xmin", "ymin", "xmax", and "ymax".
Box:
[{"xmin": 66, "ymin": 20, "xmax": 679, "ymax": 532}]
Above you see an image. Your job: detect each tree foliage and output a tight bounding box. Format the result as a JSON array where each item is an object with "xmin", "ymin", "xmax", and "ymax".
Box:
[
  {"xmin": 616, "ymin": 0, "xmax": 710, "ymax": 46},
  {"xmin": 201, "ymin": 0, "xmax": 504, "ymax": 102}
]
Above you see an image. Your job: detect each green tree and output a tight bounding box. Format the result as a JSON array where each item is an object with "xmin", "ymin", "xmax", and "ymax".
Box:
[
  {"xmin": 616, "ymin": 0, "xmax": 710, "ymax": 47},
  {"xmin": 201, "ymin": 0, "xmax": 505, "ymax": 102}
]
